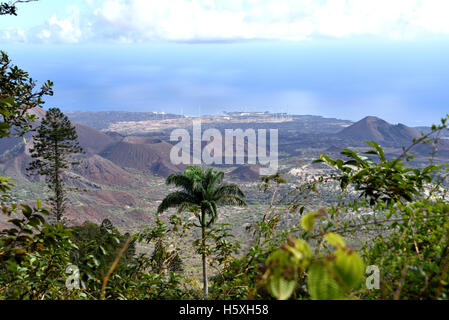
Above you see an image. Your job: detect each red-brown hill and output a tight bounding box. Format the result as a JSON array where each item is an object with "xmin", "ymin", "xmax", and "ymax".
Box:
[
  {"xmin": 337, "ymin": 116, "xmax": 420, "ymax": 145},
  {"xmin": 73, "ymin": 155, "xmax": 135, "ymax": 186},
  {"xmin": 100, "ymin": 136, "xmax": 183, "ymax": 177},
  {"xmin": 229, "ymin": 165, "xmax": 261, "ymax": 181}
]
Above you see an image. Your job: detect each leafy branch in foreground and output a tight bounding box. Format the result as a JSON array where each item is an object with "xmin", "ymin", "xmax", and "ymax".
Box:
[
  {"xmin": 262, "ymin": 225, "xmax": 364, "ymax": 300},
  {"xmin": 0, "ymin": 0, "xmax": 38, "ymax": 16},
  {"xmin": 284, "ymin": 115, "xmax": 449, "ymax": 299},
  {"xmin": 0, "ymin": 50, "xmax": 53, "ymax": 138},
  {"xmin": 313, "ymin": 115, "xmax": 448, "ymax": 205}
]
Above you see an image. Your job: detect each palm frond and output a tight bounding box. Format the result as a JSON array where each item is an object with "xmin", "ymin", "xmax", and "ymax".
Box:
[
  {"xmin": 160, "ymin": 166, "xmax": 247, "ymax": 228},
  {"xmin": 157, "ymin": 191, "xmax": 197, "ymax": 214},
  {"xmin": 185, "ymin": 166, "xmax": 208, "ymax": 195},
  {"xmin": 216, "ymin": 195, "xmax": 247, "ymax": 207},
  {"xmin": 205, "ymin": 169, "xmax": 224, "ymax": 194},
  {"xmin": 213, "ymin": 184, "xmax": 246, "ymax": 200},
  {"xmin": 166, "ymin": 173, "xmax": 194, "ymax": 191}
]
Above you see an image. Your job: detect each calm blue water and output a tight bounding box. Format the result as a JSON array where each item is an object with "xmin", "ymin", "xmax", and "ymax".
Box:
[{"xmin": 2, "ymin": 37, "xmax": 449, "ymax": 126}]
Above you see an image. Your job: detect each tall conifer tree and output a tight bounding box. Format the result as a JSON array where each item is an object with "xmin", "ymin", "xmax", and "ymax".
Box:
[{"xmin": 27, "ymin": 107, "xmax": 83, "ymax": 224}]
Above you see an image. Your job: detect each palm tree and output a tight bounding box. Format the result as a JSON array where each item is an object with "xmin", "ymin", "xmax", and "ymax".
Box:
[{"xmin": 157, "ymin": 165, "xmax": 247, "ymax": 298}]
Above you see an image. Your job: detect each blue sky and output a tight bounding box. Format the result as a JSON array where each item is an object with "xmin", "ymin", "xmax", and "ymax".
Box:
[{"xmin": 1, "ymin": 0, "xmax": 449, "ymax": 126}]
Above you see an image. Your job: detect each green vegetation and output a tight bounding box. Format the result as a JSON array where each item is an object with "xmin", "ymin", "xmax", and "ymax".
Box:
[
  {"xmin": 0, "ymin": 93, "xmax": 448, "ymax": 300},
  {"xmin": 0, "ymin": 46, "xmax": 448, "ymax": 300},
  {"xmin": 1, "ymin": 1, "xmax": 448, "ymax": 300},
  {"xmin": 0, "ymin": 50, "xmax": 52, "ymax": 138},
  {"xmin": 157, "ymin": 166, "xmax": 247, "ymax": 298},
  {"xmin": 1, "ymin": 111, "xmax": 448, "ymax": 299},
  {"xmin": 27, "ymin": 108, "xmax": 83, "ymax": 224}
]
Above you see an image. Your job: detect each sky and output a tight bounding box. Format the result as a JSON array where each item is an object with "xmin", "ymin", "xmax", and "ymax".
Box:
[{"xmin": 1, "ymin": 0, "xmax": 449, "ymax": 126}]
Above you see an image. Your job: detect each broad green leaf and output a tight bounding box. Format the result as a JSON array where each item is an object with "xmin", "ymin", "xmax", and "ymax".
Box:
[
  {"xmin": 21, "ymin": 204, "xmax": 32, "ymax": 218},
  {"xmin": 300, "ymin": 212, "xmax": 317, "ymax": 232},
  {"xmin": 324, "ymin": 233, "xmax": 346, "ymax": 248},
  {"xmin": 308, "ymin": 263, "xmax": 344, "ymax": 300},
  {"xmin": 285, "ymin": 239, "xmax": 312, "ymax": 268},
  {"xmin": 333, "ymin": 249, "xmax": 365, "ymax": 289},
  {"xmin": 293, "ymin": 238, "xmax": 312, "ymax": 259},
  {"xmin": 268, "ymin": 275, "xmax": 296, "ymax": 300}
]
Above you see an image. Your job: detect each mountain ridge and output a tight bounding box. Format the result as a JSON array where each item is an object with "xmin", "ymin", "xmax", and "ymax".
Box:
[{"xmin": 337, "ymin": 116, "xmax": 421, "ymax": 145}]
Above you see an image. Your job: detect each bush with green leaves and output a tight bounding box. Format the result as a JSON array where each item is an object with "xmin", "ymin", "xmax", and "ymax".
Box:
[
  {"xmin": 0, "ymin": 50, "xmax": 53, "ymax": 138},
  {"xmin": 0, "ymin": 199, "xmax": 80, "ymax": 299},
  {"xmin": 284, "ymin": 115, "xmax": 449, "ymax": 299},
  {"xmin": 360, "ymin": 200, "xmax": 449, "ymax": 299},
  {"xmin": 68, "ymin": 219, "xmax": 135, "ymax": 295},
  {"xmin": 0, "ymin": 212, "xmax": 196, "ymax": 300},
  {"xmin": 209, "ymin": 173, "xmax": 296, "ymax": 300},
  {"xmin": 211, "ymin": 116, "xmax": 449, "ymax": 301},
  {"xmin": 263, "ymin": 231, "xmax": 364, "ymax": 300}
]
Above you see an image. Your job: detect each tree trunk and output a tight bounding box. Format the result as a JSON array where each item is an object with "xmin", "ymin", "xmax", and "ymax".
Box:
[
  {"xmin": 55, "ymin": 167, "xmax": 62, "ymax": 223},
  {"xmin": 201, "ymin": 225, "xmax": 208, "ymax": 299},
  {"xmin": 54, "ymin": 140, "xmax": 62, "ymax": 224}
]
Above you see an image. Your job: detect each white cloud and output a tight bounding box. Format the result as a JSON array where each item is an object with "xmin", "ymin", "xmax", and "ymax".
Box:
[
  {"xmin": 1, "ymin": 27, "xmax": 27, "ymax": 43},
  {"xmin": 3, "ymin": 0, "xmax": 449, "ymax": 43},
  {"xmin": 87, "ymin": 0, "xmax": 449, "ymax": 43},
  {"xmin": 34, "ymin": 6, "xmax": 83, "ymax": 43}
]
